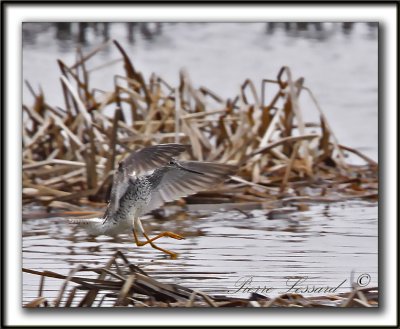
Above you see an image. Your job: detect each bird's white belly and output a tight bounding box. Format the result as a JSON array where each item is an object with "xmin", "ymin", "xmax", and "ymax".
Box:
[
  {"xmin": 128, "ymin": 198, "xmax": 149, "ymax": 218},
  {"xmin": 80, "ymin": 217, "xmax": 132, "ymax": 237},
  {"xmin": 101, "ymin": 199, "xmax": 149, "ymax": 236},
  {"xmin": 76, "ymin": 197, "xmax": 150, "ymax": 237},
  {"xmin": 103, "ymin": 219, "xmax": 132, "ymax": 236}
]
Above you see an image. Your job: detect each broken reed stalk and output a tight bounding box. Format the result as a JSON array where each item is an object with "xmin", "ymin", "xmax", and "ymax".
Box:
[
  {"xmin": 22, "ymin": 251, "xmax": 378, "ymax": 308},
  {"xmin": 22, "ymin": 39, "xmax": 378, "ymax": 209}
]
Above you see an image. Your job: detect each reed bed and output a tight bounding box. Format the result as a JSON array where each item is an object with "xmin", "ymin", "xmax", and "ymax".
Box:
[
  {"xmin": 22, "ymin": 40, "xmax": 378, "ymax": 212},
  {"xmin": 23, "ymin": 251, "xmax": 378, "ymax": 308}
]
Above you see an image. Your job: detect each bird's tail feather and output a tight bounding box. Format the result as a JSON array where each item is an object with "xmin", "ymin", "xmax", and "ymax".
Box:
[{"xmin": 68, "ymin": 217, "xmax": 103, "ymax": 225}]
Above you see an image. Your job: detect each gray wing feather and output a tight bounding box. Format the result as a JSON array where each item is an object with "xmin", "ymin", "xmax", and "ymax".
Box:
[
  {"xmin": 107, "ymin": 171, "xmax": 130, "ymax": 215},
  {"xmin": 123, "ymin": 144, "xmax": 190, "ymax": 175},
  {"xmin": 105, "ymin": 144, "xmax": 190, "ymax": 218},
  {"xmin": 142, "ymin": 161, "xmax": 238, "ymax": 214}
]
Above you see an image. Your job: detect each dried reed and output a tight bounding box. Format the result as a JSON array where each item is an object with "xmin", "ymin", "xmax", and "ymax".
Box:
[
  {"xmin": 23, "ymin": 251, "xmax": 378, "ymax": 308},
  {"xmin": 22, "ymin": 40, "xmax": 378, "ymax": 212}
]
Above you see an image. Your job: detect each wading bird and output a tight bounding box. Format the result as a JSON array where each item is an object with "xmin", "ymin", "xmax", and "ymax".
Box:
[{"xmin": 69, "ymin": 144, "xmax": 237, "ymax": 258}]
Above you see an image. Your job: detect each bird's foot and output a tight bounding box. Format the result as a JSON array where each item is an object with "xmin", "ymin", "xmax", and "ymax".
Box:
[
  {"xmin": 161, "ymin": 231, "xmax": 185, "ymax": 240},
  {"xmin": 132, "ymin": 230, "xmax": 182, "ymax": 259},
  {"xmin": 157, "ymin": 247, "xmax": 178, "ymax": 259}
]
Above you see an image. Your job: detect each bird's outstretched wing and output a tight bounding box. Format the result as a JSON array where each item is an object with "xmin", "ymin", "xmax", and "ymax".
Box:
[
  {"xmin": 105, "ymin": 144, "xmax": 190, "ymax": 218},
  {"xmin": 142, "ymin": 161, "xmax": 238, "ymax": 215},
  {"xmin": 122, "ymin": 144, "xmax": 191, "ymax": 175}
]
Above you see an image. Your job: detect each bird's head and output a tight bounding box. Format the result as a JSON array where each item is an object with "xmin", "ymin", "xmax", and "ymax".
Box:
[{"xmin": 117, "ymin": 161, "xmax": 124, "ymax": 172}]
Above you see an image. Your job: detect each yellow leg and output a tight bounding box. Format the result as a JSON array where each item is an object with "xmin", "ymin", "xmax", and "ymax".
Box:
[
  {"xmin": 134, "ymin": 231, "xmax": 184, "ymax": 245},
  {"xmin": 132, "ymin": 218, "xmax": 184, "ymax": 259},
  {"xmin": 133, "ymin": 229, "xmax": 180, "ymax": 259}
]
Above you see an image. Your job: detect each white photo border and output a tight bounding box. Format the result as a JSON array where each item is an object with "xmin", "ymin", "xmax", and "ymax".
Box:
[{"xmin": 4, "ymin": 2, "xmax": 398, "ymax": 327}]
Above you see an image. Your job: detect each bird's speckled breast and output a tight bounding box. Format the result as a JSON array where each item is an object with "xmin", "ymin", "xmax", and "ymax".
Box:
[
  {"xmin": 114, "ymin": 176, "xmax": 153, "ymax": 222},
  {"xmin": 92, "ymin": 171, "xmax": 163, "ymax": 236}
]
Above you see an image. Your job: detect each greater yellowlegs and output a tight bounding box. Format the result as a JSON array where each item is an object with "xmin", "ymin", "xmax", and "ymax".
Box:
[{"xmin": 69, "ymin": 144, "xmax": 238, "ymax": 258}]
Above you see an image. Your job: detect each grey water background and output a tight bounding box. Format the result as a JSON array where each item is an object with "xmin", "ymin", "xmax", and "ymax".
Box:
[{"xmin": 22, "ymin": 23, "xmax": 378, "ymax": 305}]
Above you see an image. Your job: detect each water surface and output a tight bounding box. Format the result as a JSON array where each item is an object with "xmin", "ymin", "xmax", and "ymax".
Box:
[{"xmin": 23, "ymin": 200, "xmax": 378, "ymax": 305}]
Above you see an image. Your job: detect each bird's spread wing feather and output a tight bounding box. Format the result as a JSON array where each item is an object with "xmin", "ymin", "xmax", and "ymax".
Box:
[
  {"xmin": 122, "ymin": 144, "xmax": 191, "ymax": 175},
  {"xmin": 105, "ymin": 144, "xmax": 190, "ymax": 218},
  {"xmin": 142, "ymin": 161, "xmax": 238, "ymax": 214}
]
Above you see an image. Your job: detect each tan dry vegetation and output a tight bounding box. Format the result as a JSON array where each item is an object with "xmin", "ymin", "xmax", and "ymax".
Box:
[
  {"xmin": 22, "ymin": 40, "xmax": 378, "ymax": 213},
  {"xmin": 23, "ymin": 251, "xmax": 378, "ymax": 308}
]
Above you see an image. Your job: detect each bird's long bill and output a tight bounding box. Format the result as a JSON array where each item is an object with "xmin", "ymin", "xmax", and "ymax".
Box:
[
  {"xmin": 177, "ymin": 161, "xmax": 238, "ymax": 178},
  {"xmin": 173, "ymin": 161, "xmax": 205, "ymax": 175}
]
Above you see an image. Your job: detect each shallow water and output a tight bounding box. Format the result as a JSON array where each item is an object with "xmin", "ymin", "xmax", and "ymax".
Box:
[{"xmin": 23, "ymin": 200, "xmax": 378, "ymax": 305}]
